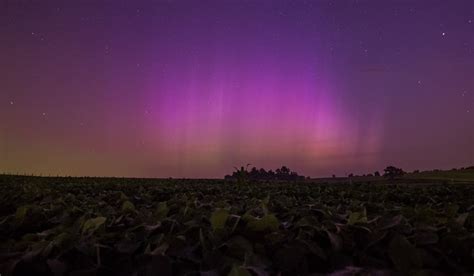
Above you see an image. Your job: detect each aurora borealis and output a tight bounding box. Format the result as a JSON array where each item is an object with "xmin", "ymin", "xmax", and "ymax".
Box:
[{"xmin": 1, "ymin": 0, "xmax": 473, "ymax": 178}]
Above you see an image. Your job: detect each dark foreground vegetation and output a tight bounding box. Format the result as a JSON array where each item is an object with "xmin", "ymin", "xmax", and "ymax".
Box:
[{"xmin": 0, "ymin": 175, "xmax": 473, "ymax": 276}]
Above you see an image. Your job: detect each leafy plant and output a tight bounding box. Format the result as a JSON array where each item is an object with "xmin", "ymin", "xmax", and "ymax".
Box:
[{"xmin": 0, "ymin": 174, "xmax": 472, "ymax": 275}]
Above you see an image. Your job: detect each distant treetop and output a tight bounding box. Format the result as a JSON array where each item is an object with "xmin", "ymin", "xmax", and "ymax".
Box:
[{"xmin": 225, "ymin": 166, "xmax": 305, "ymax": 181}]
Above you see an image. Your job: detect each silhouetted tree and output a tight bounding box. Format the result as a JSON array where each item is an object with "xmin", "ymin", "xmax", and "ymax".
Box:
[
  {"xmin": 276, "ymin": 166, "xmax": 291, "ymax": 180},
  {"xmin": 249, "ymin": 167, "xmax": 259, "ymax": 180},
  {"xmin": 267, "ymin": 170, "xmax": 275, "ymax": 180},
  {"xmin": 290, "ymin": 171, "xmax": 298, "ymax": 180},
  {"xmin": 225, "ymin": 165, "xmax": 305, "ymax": 181},
  {"xmin": 383, "ymin": 166, "xmax": 405, "ymax": 180},
  {"xmin": 374, "ymin": 171, "xmax": 380, "ymax": 177},
  {"xmin": 232, "ymin": 164, "xmax": 251, "ymax": 183}
]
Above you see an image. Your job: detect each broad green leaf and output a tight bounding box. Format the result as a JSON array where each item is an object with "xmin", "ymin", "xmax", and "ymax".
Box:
[
  {"xmin": 379, "ymin": 215, "xmax": 403, "ymax": 230},
  {"xmin": 14, "ymin": 205, "xmax": 42, "ymax": 226},
  {"xmin": 261, "ymin": 195, "xmax": 270, "ymax": 215},
  {"xmin": 151, "ymin": 243, "xmax": 169, "ymax": 255},
  {"xmin": 228, "ymin": 265, "xmax": 252, "ymax": 276},
  {"xmin": 247, "ymin": 214, "xmax": 279, "ymax": 232},
  {"xmin": 82, "ymin": 217, "xmax": 107, "ymax": 235},
  {"xmin": 445, "ymin": 204, "xmax": 459, "ymax": 218},
  {"xmin": 388, "ymin": 234, "xmax": 421, "ymax": 273},
  {"xmin": 15, "ymin": 205, "xmax": 30, "ymax": 222},
  {"xmin": 210, "ymin": 208, "xmax": 229, "ymax": 231},
  {"xmin": 119, "ymin": 191, "xmax": 128, "ymax": 202},
  {"xmin": 156, "ymin": 202, "xmax": 169, "ymax": 219},
  {"xmin": 241, "ymin": 211, "xmax": 254, "ymax": 223},
  {"xmin": 121, "ymin": 200, "xmax": 136, "ymax": 214},
  {"xmin": 22, "ymin": 233, "xmax": 38, "ymax": 242},
  {"xmin": 455, "ymin": 213, "xmax": 469, "ymax": 226},
  {"xmin": 299, "ymin": 239, "xmax": 327, "ymax": 260},
  {"xmin": 325, "ymin": 230, "xmax": 342, "ymax": 252},
  {"xmin": 53, "ymin": 232, "xmax": 75, "ymax": 251},
  {"xmin": 199, "ymin": 228, "xmax": 208, "ymax": 251},
  {"xmin": 348, "ymin": 209, "xmax": 368, "ymax": 225}
]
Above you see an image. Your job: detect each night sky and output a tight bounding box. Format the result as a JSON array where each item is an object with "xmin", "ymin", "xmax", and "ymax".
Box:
[{"xmin": 1, "ymin": 0, "xmax": 473, "ymax": 178}]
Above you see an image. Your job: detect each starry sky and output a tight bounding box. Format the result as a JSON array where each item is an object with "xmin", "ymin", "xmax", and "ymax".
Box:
[{"xmin": 1, "ymin": 0, "xmax": 473, "ymax": 178}]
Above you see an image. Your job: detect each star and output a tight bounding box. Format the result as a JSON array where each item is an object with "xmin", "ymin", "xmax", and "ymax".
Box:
[
  {"xmin": 469, "ymin": 19, "xmax": 472, "ymax": 24},
  {"xmin": 42, "ymin": 112, "xmax": 46, "ymax": 116},
  {"xmin": 442, "ymin": 32, "xmax": 446, "ymax": 36},
  {"xmin": 10, "ymin": 101, "xmax": 14, "ymax": 105}
]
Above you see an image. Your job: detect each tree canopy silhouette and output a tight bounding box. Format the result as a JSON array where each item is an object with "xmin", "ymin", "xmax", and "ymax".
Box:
[
  {"xmin": 225, "ymin": 165, "xmax": 305, "ymax": 181},
  {"xmin": 383, "ymin": 166, "xmax": 405, "ymax": 180}
]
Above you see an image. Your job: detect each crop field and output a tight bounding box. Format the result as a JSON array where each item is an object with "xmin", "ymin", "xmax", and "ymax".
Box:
[{"xmin": 0, "ymin": 175, "xmax": 473, "ymax": 275}]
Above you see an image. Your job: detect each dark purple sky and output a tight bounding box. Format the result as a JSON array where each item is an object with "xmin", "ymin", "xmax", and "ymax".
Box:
[{"xmin": 1, "ymin": 0, "xmax": 473, "ymax": 178}]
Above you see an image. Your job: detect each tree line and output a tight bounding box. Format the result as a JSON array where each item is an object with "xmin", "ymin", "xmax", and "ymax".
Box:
[
  {"xmin": 225, "ymin": 165, "xmax": 306, "ymax": 181},
  {"xmin": 224, "ymin": 165, "xmax": 408, "ymax": 181}
]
